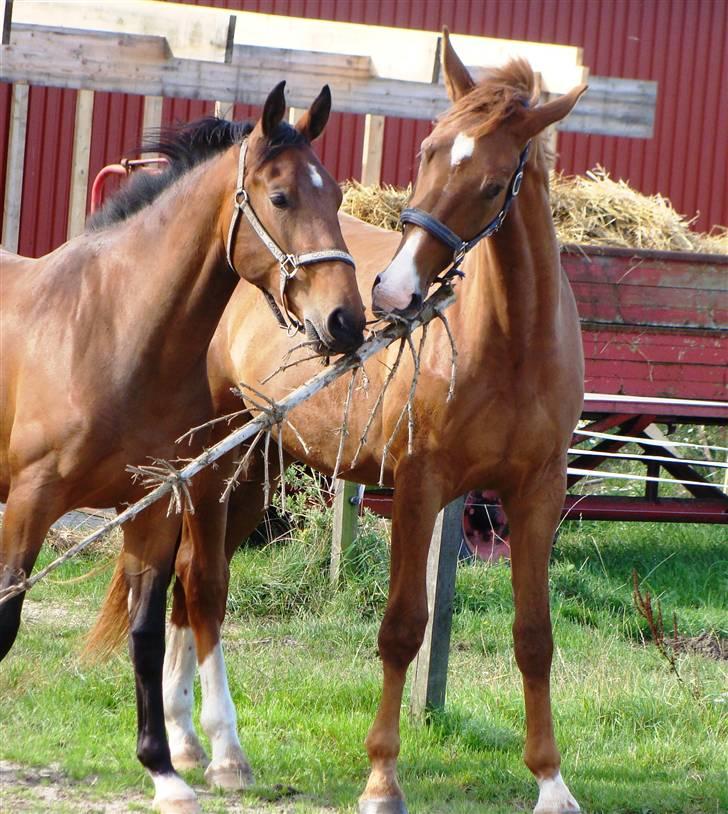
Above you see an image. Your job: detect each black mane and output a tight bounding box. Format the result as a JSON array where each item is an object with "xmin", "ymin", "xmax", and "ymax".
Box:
[{"xmin": 87, "ymin": 117, "xmax": 308, "ymax": 231}]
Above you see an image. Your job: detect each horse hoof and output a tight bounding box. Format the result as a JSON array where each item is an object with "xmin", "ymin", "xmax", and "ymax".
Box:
[
  {"xmin": 154, "ymin": 800, "xmax": 201, "ymax": 814},
  {"xmin": 204, "ymin": 760, "xmax": 254, "ymax": 790},
  {"xmin": 534, "ymin": 773, "xmax": 581, "ymax": 814},
  {"xmin": 359, "ymin": 798, "xmax": 409, "ymax": 814},
  {"xmin": 171, "ymin": 744, "xmax": 210, "ymax": 772}
]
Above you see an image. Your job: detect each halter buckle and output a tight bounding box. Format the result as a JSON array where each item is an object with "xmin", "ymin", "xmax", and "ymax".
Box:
[
  {"xmin": 511, "ymin": 170, "xmax": 524, "ymax": 197},
  {"xmin": 280, "ymin": 254, "xmax": 299, "ymax": 279}
]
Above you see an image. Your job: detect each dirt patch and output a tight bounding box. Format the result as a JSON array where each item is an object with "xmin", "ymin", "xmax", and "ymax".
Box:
[
  {"xmin": 671, "ymin": 632, "xmax": 728, "ymax": 661},
  {"xmin": 0, "ymin": 761, "xmax": 336, "ymax": 814}
]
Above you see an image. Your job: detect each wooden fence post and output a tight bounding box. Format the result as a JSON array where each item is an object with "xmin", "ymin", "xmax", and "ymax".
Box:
[
  {"xmin": 2, "ymin": 81, "xmax": 29, "ymax": 253},
  {"xmin": 142, "ymin": 94, "xmax": 163, "ymax": 135},
  {"xmin": 67, "ymin": 89, "xmax": 94, "ymax": 239},
  {"xmin": 361, "ymin": 113, "xmax": 385, "ymax": 186},
  {"xmin": 330, "ymin": 479, "xmax": 360, "ymax": 584},
  {"xmin": 410, "ymin": 495, "xmax": 464, "ymax": 718}
]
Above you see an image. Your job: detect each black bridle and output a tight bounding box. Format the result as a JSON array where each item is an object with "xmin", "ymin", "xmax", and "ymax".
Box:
[
  {"xmin": 399, "ymin": 140, "xmax": 531, "ymax": 279},
  {"xmin": 226, "ymin": 138, "xmax": 356, "ymax": 334}
]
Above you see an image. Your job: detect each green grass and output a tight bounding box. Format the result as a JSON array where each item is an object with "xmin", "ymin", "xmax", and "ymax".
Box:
[{"xmin": 1, "ymin": 497, "xmax": 726, "ymax": 813}]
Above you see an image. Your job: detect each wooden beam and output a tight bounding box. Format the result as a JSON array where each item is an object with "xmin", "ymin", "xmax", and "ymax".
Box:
[
  {"xmin": 2, "ymin": 81, "xmax": 29, "ymax": 253},
  {"xmin": 330, "ymin": 480, "xmax": 360, "ymax": 584},
  {"xmin": 361, "ymin": 114, "xmax": 385, "ymax": 186},
  {"xmin": 410, "ymin": 496, "xmax": 464, "ymax": 717},
  {"xmin": 1, "ymin": 26, "xmax": 655, "ymax": 137},
  {"xmin": 143, "ymin": 94, "xmax": 163, "ymax": 135},
  {"xmin": 2, "ymin": 0, "xmax": 13, "ymax": 45},
  {"xmin": 66, "ymin": 89, "xmax": 94, "ymax": 240}
]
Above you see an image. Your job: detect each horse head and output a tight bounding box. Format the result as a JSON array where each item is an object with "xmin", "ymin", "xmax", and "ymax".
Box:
[
  {"xmin": 371, "ymin": 29, "xmax": 587, "ymax": 317},
  {"xmin": 226, "ymin": 82, "xmax": 365, "ymax": 354}
]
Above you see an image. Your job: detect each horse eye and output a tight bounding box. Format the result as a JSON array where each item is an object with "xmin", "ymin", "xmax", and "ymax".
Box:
[
  {"xmin": 270, "ymin": 192, "xmax": 289, "ymax": 208},
  {"xmin": 483, "ymin": 182, "xmax": 503, "ymax": 200}
]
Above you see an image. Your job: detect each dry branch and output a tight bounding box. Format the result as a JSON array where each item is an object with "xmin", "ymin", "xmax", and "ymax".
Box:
[{"xmin": 0, "ymin": 282, "xmax": 457, "ymax": 607}]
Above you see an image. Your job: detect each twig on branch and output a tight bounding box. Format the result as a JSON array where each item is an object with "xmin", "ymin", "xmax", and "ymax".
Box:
[
  {"xmin": 127, "ymin": 459, "xmax": 195, "ymax": 516},
  {"xmin": 435, "ymin": 308, "xmax": 458, "ymax": 402},
  {"xmin": 332, "ymin": 367, "xmax": 359, "ymax": 482},
  {"xmin": 378, "ymin": 327, "xmax": 427, "ymax": 485},
  {"xmin": 350, "ymin": 337, "xmax": 406, "ymax": 470},
  {"xmin": 0, "ymin": 282, "xmax": 456, "ymax": 608}
]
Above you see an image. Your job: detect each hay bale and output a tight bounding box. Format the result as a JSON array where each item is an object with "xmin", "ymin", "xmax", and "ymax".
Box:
[{"xmin": 340, "ymin": 170, "xmax": 727, "ymax": 255}]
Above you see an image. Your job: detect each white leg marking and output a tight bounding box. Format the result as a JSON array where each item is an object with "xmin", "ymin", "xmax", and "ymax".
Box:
[
  {"xmin": 150, "ymin": 771, "xmax": 199, "ymax": 814},
  {"xmin": 534, "ymin": 772, "xmax": 581, "ymax": 814},
  {"xmin": 373, "ymin": 231, "xmax": 424, "ymax": 312},
  {"xmin": 308, "ymin": 162, "xmax": 324, "ymax": 188},
  {"xmin": 163, "ymin": 624, "xmax": 208, "ymax": 769},
  {"xmin": 199, "ymin": 642, "xmax": 253, "ymax": 789},
  {"xmin": 450, "ymin": 132, "xmax": 474, "ymax": 166}
]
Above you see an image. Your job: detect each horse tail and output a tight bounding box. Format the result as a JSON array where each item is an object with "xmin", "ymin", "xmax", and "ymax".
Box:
[{"xmin": 83, "ymin": 554, "xmax": 129, "ymax": 661}]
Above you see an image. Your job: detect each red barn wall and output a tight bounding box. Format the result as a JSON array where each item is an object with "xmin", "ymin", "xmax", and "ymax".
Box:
[{"xmin": 1, "ymin": 0, "xmax": 726, "ymax": 256}]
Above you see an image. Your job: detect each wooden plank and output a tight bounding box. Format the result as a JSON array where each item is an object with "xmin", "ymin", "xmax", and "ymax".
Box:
[
  {"xmin": 2, "ymin": 0, "xmax": 13, "ymax": 45},
  {"xmin": 14, "ymin": 0, "xmax": 232, "ymax": 61},
  {"xmin": 410, "ymin": 496, "xmax": 465, "ymax": 717},
  {"xmin": 330, "ymin": 480, "xmax": 360, "ymax": 584},
  {"xmin": 1, "ymin": 25, "xmax": 652, "ymax": 137},
  {"xmin": 66, "ymin": 88, "xmax": 94, "ymax": 240},
  {"xmin": 143, "ymin": 95, "xmax": 163, "ymax": 135},
  {"xmin": 1, "ymin": 81, "xmax": 28, "ymax": 253},
  {"xmin": 361, "ymin": 113, "xmax": 385, "ymax": 186}
]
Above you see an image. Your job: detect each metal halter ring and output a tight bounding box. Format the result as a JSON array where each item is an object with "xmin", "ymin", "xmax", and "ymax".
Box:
[{"xmin": 280, "ymin": 254, "xmax": 300, "ymax": 279}]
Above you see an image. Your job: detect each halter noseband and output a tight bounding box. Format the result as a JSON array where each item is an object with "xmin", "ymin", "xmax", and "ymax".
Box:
[
  {"xmin": 226, "ymin": 138, "xmax": 356, "ymax": 334},
  {"xmin": 399, "ymin": 140, "xmax": 531, "ymax": 278}
]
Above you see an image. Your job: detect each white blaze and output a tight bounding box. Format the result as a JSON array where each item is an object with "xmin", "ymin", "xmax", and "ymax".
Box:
[
  {"xmin": 450, "ymin": 132, "xmax": 475, "ymax": 167},
  {"xmin": 377, "ymin": 231, "xmax": 424, "ymax": 305},
  {"xmin": 308, "ymin": 163, "xmax": 324, "ymax": 188}
]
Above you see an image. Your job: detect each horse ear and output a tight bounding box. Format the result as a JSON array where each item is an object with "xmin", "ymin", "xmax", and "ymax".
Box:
[
  {"xmin": 441, "ymin": 27, "xmax": 475, "ymax": 102},
  {"xmin": 519, "ymin": 84, "xmax": 588, "ymax": 139},
  {"xmin": 296, "ymin": 85, "xmax": 331, "ymax": 142},
  {"xmin": 261, "ymin": 81, "xmax": 287, "ymax": 138}
]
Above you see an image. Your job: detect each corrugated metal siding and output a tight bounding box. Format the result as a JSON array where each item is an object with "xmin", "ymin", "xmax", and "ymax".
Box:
[{"xmin": 1, "ymin": 0, "xmax": 725, "ymax": 256}]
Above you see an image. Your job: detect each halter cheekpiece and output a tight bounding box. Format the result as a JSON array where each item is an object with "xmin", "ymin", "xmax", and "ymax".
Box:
[
  {"xmin": 226, "ymin": 137, "xmax": 356, "ymax": 334},
  {"xmin": 399, "ymin": 140, "xmax": 531, "ymax": 279}
]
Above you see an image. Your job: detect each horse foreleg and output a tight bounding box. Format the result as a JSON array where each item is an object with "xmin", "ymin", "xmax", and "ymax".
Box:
[
  {"xmin": 124, "ymin": 507, "xmax": 199, "ymax": 814},
  {"xmin": 360, "ymin": 461, "xmax": 444, "ymax": 814},
  {"xmin": 0, "ymin": 471, "xmax": 65, "ymax": 660},
  {"xmin": 502, "ymin": 470, "xmax": 580, "ymax": 814}
]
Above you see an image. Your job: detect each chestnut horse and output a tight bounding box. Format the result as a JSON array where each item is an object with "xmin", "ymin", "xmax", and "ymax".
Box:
[
  {"xmin": 94, "ymin": 34, "xmax": 587, "ymax": 814},
  {"xmin": 0, "ymin": 83, "xmax": 364, "ymax": 813}
]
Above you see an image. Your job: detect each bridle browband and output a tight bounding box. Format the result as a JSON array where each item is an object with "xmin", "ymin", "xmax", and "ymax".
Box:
[
  {"xmin": 226, "ymin": 137, "xmax": 356, "ymax": 334},
  {"xmin": 399, "ymin": 140, "xmax": 531, "ymax": 279}
]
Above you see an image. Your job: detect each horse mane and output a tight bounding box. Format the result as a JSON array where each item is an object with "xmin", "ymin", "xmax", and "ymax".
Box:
[
  {"xmin": 87, "ymin": 117, "xmax": 309, "ymax": 231},
  {"xmin": 439, "ymin": 58, "xmax": 539, "ymax": 138}
]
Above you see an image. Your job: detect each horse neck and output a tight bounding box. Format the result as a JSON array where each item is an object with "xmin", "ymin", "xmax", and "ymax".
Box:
[
  {"xmin": 113, "ymin": 155, "xmax": 238, "ymax": 376},
  {"xmin": 456, "ymin": 159, "xmax": 561, "ymax": 358}
]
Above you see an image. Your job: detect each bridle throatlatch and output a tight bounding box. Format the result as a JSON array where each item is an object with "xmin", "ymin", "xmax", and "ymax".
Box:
[
  {"xmin": 399, "ymin": 140, "xmax": 531, "ymax": 281},
  {"xmin": 226, "ymin": 138, "xmax": 356, "ymax": 334}
]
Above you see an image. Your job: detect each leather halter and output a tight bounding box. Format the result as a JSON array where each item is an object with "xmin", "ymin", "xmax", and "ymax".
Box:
[
  {"xmin": 225, "ymin": 138, "xmax": 356, "ymax": 334},
  {"xmin": 399, "ymin": 140, "xmax": 531, "ymax": 279}
]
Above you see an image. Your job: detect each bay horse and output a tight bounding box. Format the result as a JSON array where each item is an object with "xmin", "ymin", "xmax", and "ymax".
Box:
[
  {"xmin": 0, "ymin": 83, "xmax": 365, "ymax": 814},
  {"xmin": 93, "ymin": 32, "xmax": 587, "ymax": 814}
]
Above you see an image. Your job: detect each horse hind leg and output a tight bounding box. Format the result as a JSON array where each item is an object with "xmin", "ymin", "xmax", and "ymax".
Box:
[
  {"xmin": 167, "ymin": 457, "xmax": 268, "ymax": 790},
  {"xmin": 502, "ymin": 474, "xmax": 581, "ymax": 814},
  {"xmin": 0, "ymin": 473, "xmax": 66, "ymax": 660},
  {"xmin": 123, "ymin": 506, "xmax": 200, "ymax": 814}
]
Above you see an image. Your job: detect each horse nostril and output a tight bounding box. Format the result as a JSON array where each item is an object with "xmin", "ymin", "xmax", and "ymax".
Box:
[
  {"xmin": 405, "ymin": 293, "xmax": 423, "ymax": 313},
  {"xmin": 373, "ymin": 274, "xmax": 382, "ymax": 288},
  {"xmin": 327, "ymin": 308, "xmax": 364, "ymax": 351}
]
